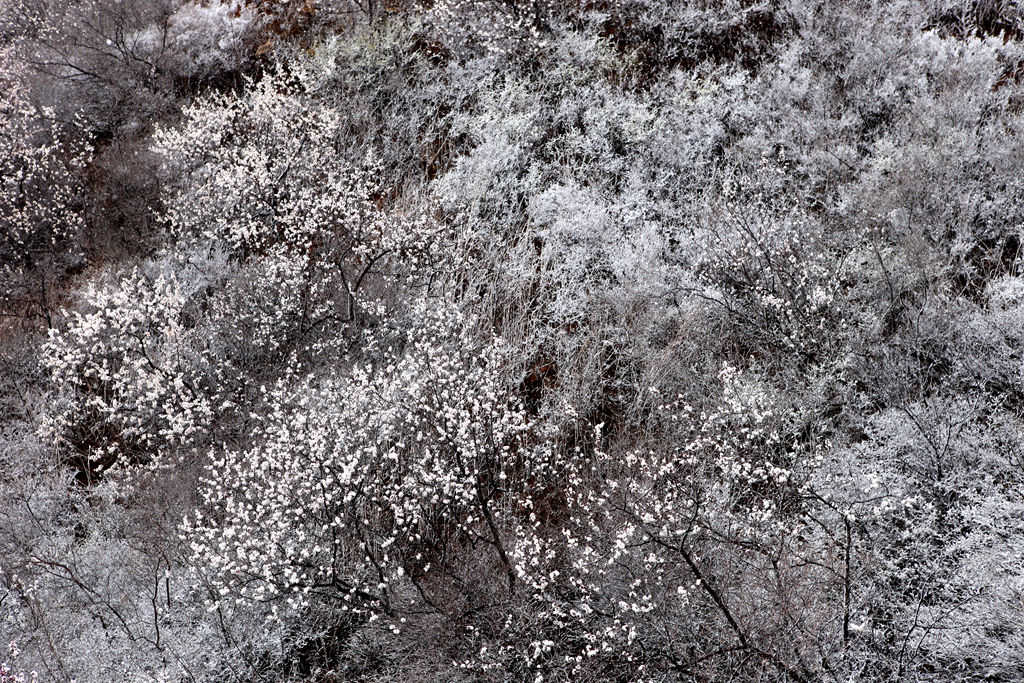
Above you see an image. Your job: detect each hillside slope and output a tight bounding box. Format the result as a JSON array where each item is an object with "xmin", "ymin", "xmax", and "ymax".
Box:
[{"xmin": 3, "ymin": 1, "xmax": 1024, "ymax": 680}]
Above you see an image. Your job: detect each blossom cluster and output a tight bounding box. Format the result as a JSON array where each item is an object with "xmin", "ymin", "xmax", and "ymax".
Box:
[
  {"xmin": 39, "ymin": 267, "xmax": 216, "ymax": 478},
  {"xmin": 184, "ymin": 301, "xmax": 558, "ymax": 620}
]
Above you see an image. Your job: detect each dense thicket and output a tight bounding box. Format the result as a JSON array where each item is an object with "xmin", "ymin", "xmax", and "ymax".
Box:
[{"xmin": 3, "ymin": 0, "xmax": 1024, "ymax": 680}]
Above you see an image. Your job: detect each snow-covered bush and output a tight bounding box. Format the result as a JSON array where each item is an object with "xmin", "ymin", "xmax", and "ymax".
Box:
[
  {"xmin": 424, "ymin": 0, "xmax": 560, "ymax": 59},
  {"xmin": 290, "ymin": 20, "xmax": 480, "ymax": 190},
  {"xmin": 132, "ymin": 1, "xmax": 259, "ymax": 81},
  {"xmin": 689, "ymin": 200, "xmax": 848, "ymax": 368},
  {"xmin": 2, "ymin": 0, "xmax": 185, "ymax": 130},
  {"xmin": 580, "ymin": 0, "xmax": 798, "ymax": 86}
]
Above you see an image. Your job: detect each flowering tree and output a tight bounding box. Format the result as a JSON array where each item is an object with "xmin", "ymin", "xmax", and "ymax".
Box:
[
  {"xmin": 497, "ymin": 367, "xmax": 827, "ymax": 679},
  {"xmin": 154, "ymin": 66, "xmax": 440, "ymax": 323},
  {"xmin": 0, "ymin": 47, "xmax": 88, "ymax": 325},
  {"xmin": 39, "ymin": 266, "xmax": 217, "ymax": 483},
  {"xmin": 41, "ymin": 61, "xmax": 444, "ymax": 485},
  {"xmin": 184, "ymin": 302, "xmax": 562, "ymax": 626}
]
